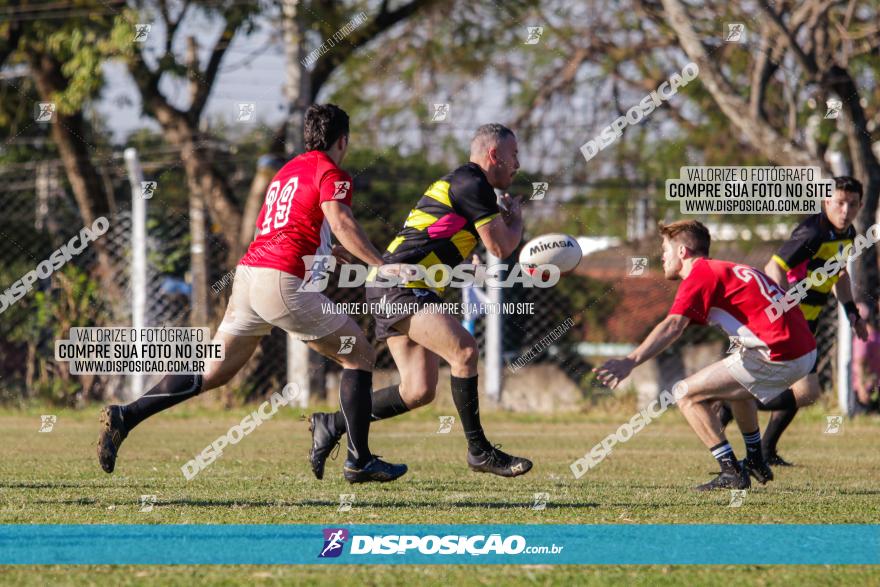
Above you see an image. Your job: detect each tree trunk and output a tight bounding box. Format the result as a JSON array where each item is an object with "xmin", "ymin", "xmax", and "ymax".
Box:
[
  {"xmin": 281, "ymin": 0, "xmax": 311, "ymax": 155},
  {"xmin": 658, "ymin": 0, "xmax": 822, "ymax": 169},
  {"xmin": 239, "ymin": 155, "xmax": 285, "ymax": 254},
  {"xmin": 660, "ymin": 0, "xmax": 880, "ymax": 314},
  {"xmin": 187, "ymin": 174, "xmax": 209, "ymax": 327},
  {"xmin": 827, "ymin": 66, "xmax": 880, "ymax": 310},
  {"xmin": 185, "ymin": 37, "xmax": 209, "ymax": 326},
  {"xmin": 145, "ymin": 100, "xmax": 244, "ymax": 270},
  {"xmin": 28, "ymin": 52, "xmax": 121, "ymax": 300}
]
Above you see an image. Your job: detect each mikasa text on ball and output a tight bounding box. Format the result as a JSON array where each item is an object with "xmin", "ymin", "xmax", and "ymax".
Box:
[{"xmin": 518, "ymin": 233, "xmax": 582, "ymax": 275}]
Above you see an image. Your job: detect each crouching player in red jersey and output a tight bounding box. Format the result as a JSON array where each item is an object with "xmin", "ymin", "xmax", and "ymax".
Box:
[{"xmin": 595, "ymin": 220, "xmax": 816, "ymax": 490}]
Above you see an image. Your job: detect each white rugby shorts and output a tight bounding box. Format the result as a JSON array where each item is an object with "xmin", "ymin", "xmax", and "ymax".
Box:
[
  {"xmin": 217, "ymin": 265, "xmax": 347, "ymax": 341},
  {"xmin": 723, "ymin": 346, "xmax": 817, "ymax": 403}
]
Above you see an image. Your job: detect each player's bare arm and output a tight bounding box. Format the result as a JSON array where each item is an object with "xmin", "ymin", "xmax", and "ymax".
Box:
[
  {"xmin": 832, "ymin": 272, "xmax": 869, "ymax": 340},
  {"xmin": 330, "ymin": 244, "xmax": 356, "ymax": 264},
  {"xmin": 763, "ymin": 258, "xmax": 789, "ymax": 289},
  {"xmin": 498, "ymin": 192, "xmax": 520, "ymax": 223},
  {"xmin": 476, "ymin": 204, "xmax": 522, "ymax": 259},
  {"xmin": 323, "ymin": 202, "xmax": 410, "ymax": 279},
  {"xmin": 322, "ymin": 201, "xmax": 385, "ymax": 266},
  {"xmin": 594, "ymin": 314, "xmax": 690, "ymax": 389}
]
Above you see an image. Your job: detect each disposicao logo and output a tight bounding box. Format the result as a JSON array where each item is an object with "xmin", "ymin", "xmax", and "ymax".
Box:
[{"xmin": 319, "ymin": 528, "xmax": 349, "ymax": 558}]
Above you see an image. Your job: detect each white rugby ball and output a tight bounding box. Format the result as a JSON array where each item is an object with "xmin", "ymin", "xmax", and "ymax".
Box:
[{"xmin": 519, "ymin": 233, "xmax": 582, "ymax": 275}]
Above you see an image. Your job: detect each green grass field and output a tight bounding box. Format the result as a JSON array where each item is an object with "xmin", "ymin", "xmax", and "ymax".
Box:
[{"xmin": 2, "ymin": 402, "xmax": 879, "ymax": 585}]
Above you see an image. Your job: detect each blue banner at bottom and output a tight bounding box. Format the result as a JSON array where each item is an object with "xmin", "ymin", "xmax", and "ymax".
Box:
[{"xmin": 1, "ymin": 524, "xmax": 877, "ymax": 565}]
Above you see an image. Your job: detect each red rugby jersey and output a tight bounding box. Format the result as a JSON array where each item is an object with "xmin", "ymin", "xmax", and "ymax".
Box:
[
  {"xmin": 668, "ymin": 258, "xmax": 816, "ymax": 361},
  {"xmin": 239, "ymin": 151, "xmax": 353, "ymax": 278}
]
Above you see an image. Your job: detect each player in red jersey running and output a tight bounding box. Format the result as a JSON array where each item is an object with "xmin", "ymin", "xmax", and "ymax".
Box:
[
  {"xmin": 97, "ymin": 104, "xmax": 406, "ymax": 484},
  {"xmin": 594, "ymin": 220, "xmax": 817, "ymax": 491}
]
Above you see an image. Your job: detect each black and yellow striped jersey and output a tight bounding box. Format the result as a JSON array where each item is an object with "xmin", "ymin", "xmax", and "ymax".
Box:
[
  {"xmin": 380, "ymin": 162, "xmax": 500, "ymax": 289},
  {"xmin": 771, "ymin": 213, "xmax": 855, "ymax": 329}
]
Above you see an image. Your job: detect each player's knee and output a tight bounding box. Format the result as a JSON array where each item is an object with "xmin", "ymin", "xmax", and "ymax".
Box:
[
  {"xmin": 402, "ymin": 383, "xmax": 436, "ymax": 406},
  {"xmin": 450, "ymin": 340, "xmax": 478, "ymax": 371},
  {"xmin": 795, "ymin": 386, "xmax": 820, "ymax": 407},
  {"xmin": 339, "ymin": 344, "xmax": 374, "ymax": 371},
  {"xmin": 676, "ymin": 394, "xmax": 694, "ymax": 410},
  {"xmin": 202, "ymin": 366, "xmax": 230, "ymax": 390}
]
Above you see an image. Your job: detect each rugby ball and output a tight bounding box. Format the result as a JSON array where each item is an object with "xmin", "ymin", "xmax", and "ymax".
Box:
[{"xmin": 519, "ymin": 233, "xmax": 582, "ymax": 276}]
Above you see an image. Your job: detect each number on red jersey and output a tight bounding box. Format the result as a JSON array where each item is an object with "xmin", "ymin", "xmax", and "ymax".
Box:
[{"xmin": 259, "ymin": 177, "xmax": 299, "ymax": 235}]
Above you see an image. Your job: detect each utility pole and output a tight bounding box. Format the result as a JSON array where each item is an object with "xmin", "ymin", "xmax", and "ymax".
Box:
[
  {"xmin": 187, "ymin": 35, "xmax": 208, "ymax": 327},
  {"xmin": 281, "ymin": 0, "xmax": 313, "ymax": 407}
]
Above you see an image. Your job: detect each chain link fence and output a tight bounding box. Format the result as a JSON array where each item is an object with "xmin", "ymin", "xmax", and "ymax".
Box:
[
  {"xmin": 0, "ymin": 158, "xmax": 849, "ymax": 408},
  {"xmin": 496, "ymin": 258, "xmax": 844, "ymax": 406},
  {"xmin": 0, "ymin": 158, "xmax": 289, "ymax": 404},
  {"xmin": 0, "ymin": 161, "xmax": 121, "ymax": 403},
  {"xmin": 814, "ymin": 296, "xmax": 841, "ymax": 393}
]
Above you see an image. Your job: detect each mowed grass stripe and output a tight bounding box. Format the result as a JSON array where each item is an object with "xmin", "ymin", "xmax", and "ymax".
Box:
[{"xmin": 1, "ymin": 406, "xmax": 878, "ymax": 525}]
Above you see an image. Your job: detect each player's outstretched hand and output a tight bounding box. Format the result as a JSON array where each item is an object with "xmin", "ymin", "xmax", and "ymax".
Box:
[
  {"xmin": 852, "ymin": 315, "xmax": 869, "ymax": 341},
  {"xmin": 593, "ymin": 358, "xmax": 636, "ymax": 390},
  {"xmin": 498, "ymin": 192, "xmax": 512, "ymax": 213},
  {"xmin": 498, "ymin": 193, "xmax": 522, "ymax": 224}
]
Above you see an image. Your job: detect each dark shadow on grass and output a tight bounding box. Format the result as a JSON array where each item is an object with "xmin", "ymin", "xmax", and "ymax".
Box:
[
  {"xmin": 596, "ymin": 483, "xmax": 684, "ymax": 491},
  {"xmin": 31, "ymin": 498, "xmax": 98, "ymax": 506},
  {"xmin": 25, "ymin": 498, "xmax": 602, "ymax": 510},
  {"xmin": 445, "ymin": 501, "xmax": 600, "ymax": 510},
  {"xmin": 0, "ymin": 482, "xmax": 146, "ymax": 490},
  {"xmin": 128, "ymin": 499, "xmax": 603, "ymax": 510}
]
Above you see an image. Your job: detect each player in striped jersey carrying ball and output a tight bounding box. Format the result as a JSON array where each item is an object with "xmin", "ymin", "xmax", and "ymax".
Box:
[{"xmin": 308, "ymin": 124, "xmax": 533, "ymax": 479}]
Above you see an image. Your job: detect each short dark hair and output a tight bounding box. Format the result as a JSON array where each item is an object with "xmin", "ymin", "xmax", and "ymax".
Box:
[
  {"xmin": 659, "ymin": 220, "xmax": 711, "ymax": 256},
  {"xmin": 470, "ymin": 123, "xmax": 515, "ymax": 153},
  {"xmin": 304, "ymin": 104, "xmax": 349, "ymax": 152},
  {"xmin": 834, "ymin": 176, "xmax": 863, "ymax": 200}
]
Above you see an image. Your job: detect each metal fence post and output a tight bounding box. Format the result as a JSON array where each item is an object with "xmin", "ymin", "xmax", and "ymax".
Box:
[
  {"xmin": 123, "ymin": 148, "xmax": 146, "ymax": 402},
  {"xmin": 288, "ymin": 335, "xmax": 310, "ymax": 408},
  {"xmin": 837, "ymin": 254, "xmax": 855, "ymax": 415},
  {"xmin": 485, "ymin": 251, "xmax": 503, "ymax": 403}
]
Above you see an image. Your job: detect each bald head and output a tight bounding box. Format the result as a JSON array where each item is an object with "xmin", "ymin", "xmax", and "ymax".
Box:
[{"xmin": 469, "ymin": 123, "xmax": 519, "ymax": 189}]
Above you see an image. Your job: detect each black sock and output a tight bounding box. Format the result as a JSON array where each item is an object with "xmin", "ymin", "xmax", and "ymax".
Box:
[
  {"xmin": 757, "ymin": 388, "xmax": 797, "ymax": 411},
  {"xmin": 332, "ymin": 385, "xmax": 410, "ymax": 430},
  {"xmin": 370, "ymin": 384, "xmax": 410, "ymax": 421},
  {"xmin": 450, "ymin": 375, "xmax": 491, "ymax": 455},
  {"xmin": 338, "ymin": 369, "xmax": 372, "ymax": 467},
  {"xmin": 122, "ymin": 374, "xmax": 203, "ymax": 430},
  {"xmin": 742, "ymin": 428, "xmax": 763, "ymax": 462},
  {"xmin": 718, "ymin": 402, "xmax": 734, "ymax": 427},
  {"xmin": 332, "ymin": 410, "xmax": 345, "ymax": 431},
  {"xmin": 710, "ymin": 441, "xmax": 740, "ymax": 474},
  {"xmin": 763, "ymin": 406, "xmax": 798, "ymax": 455}
]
